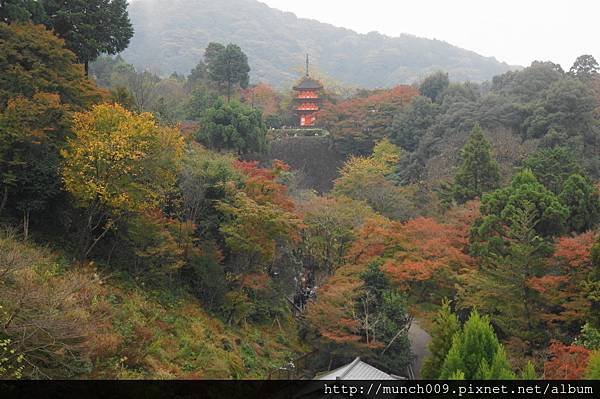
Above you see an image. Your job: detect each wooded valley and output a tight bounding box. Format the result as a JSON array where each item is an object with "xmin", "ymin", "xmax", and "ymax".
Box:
[{"xmin": 0, "ymin": 0, "xmax": 599, "ymax": 382}]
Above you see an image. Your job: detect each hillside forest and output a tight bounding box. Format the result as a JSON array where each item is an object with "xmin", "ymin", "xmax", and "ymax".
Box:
[{"xmin": 1, "ymin": 0, "xmax": 600, "ymax": 381}]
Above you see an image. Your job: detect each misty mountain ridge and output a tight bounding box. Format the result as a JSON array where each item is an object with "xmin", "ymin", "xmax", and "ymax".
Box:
[{"xmin": 122, "ymin": 0, "xmax": 517, "ymax": 88}]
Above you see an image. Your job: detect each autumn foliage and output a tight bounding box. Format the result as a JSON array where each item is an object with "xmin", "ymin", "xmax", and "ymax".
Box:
[
  {"xmin": 240, "ymin": 83, "xmax": 280, "ymax": 116},
  {"xmin": 318, "ymin": 85, "xmax": 419, "ymax": 155},
  {"xmin": 530, "ymin": 231, "xmax": 598, "ymax": 329},
  {"xmin": 233, "ymin": 160, "xmax": 294, "ymax": 211},
  {"xmin": 544, "ymin": 342, "xmax": 591, "ymax": 379},
  {"xmin": 348, "ymin": 215, "xmax": 473, "ymax": 299},
  {"xmin": 305, "ymin": 262, "xmax": 365, "ymax": 344}
]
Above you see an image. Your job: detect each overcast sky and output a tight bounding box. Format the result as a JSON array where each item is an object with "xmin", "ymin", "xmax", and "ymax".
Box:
[{"xmin": 260, "ymin": 0, "xmax": 598, "ymax": 69}]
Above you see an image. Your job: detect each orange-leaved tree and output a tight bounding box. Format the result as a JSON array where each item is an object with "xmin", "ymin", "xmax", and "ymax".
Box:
[
  {"xmin": 530, "ymin": 231, "xmax": 598, "ymax": 335},
  {"xmin": 240, "ymin": 83, "xmax": 280, "ymax": 117},
  {"xmin": 347, "ymin": 215, "xmax": 473, "ymax": 301},
  {"xmin": 305, "ymin": 225, "xmax": 413, "ymax": 372},
  {"xmin": 544, "ymin": 341, "xmax": 591, "ymax": 379},
  {"xmin": 318, "ymin": 85, "xmax": 419, "ymax": 155}
]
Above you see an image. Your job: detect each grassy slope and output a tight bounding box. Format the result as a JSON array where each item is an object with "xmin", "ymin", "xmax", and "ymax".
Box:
[
  {"xmin": 95, "ymin": 281, "xmax": 305, "ymax": 379},
  {"xmin": 1, "ymin": 235, "xmax": 305, "ymax": 379}
]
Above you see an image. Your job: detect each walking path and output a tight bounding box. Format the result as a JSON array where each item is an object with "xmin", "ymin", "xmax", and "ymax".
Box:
[{"xmin": 408, "ymin": 320, "xmax": 431, "ymax": 379}]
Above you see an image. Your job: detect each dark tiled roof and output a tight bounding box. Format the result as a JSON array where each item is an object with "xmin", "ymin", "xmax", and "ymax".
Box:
[{"xmin": 293, "ymin": 76, "xmax": 323, "ymax": 90}]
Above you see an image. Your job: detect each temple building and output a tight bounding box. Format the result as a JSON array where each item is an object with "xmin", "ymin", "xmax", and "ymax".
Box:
[{"xmin": 293, "ymin": 55, "xmax": 323, "ymax": 127}]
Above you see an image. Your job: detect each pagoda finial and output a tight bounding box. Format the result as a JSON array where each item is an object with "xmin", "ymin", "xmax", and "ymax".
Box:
[{"xmin": 306, "ymin": 53, "xmax": 309, "ymax": 76}]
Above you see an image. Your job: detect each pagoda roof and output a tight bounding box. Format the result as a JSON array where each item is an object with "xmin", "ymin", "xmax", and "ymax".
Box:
[{"xmin": 293, "ymin": 75, "xmax": 323, "ymax": 90}]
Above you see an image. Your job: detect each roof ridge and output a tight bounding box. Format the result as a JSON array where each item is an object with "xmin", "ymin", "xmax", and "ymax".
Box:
[
  {"xmin": 338, "ymin": 357, "xmax": 361, "ymax": 380},
  {"xmin": 293, "ymin": 75, "xmax": 323, "ymax": 90}
]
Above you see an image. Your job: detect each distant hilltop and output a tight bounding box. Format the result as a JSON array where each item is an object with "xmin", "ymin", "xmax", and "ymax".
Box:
[{"xmin": 122, "ymin": 0, "xmax": 517, "ymax": 88}]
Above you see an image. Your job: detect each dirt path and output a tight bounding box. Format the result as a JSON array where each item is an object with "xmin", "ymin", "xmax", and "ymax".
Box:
[{"xmin": 408, "ymin": 320, "xmax": 431, "ymax": 379}]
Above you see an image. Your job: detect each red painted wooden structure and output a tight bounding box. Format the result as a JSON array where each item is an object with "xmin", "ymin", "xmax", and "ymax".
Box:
[{"xmin": 293, "ymin": 55, "xmax": 323, "ymax": 127}]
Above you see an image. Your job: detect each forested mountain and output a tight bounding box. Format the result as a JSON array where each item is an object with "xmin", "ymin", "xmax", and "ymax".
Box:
[{"xmin": 122, "ymin": 0, "xmax": 515, "ymax": 87}]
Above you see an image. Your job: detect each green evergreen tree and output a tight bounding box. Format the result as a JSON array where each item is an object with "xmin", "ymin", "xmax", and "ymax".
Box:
[
  {"xmin": 419, "ymin": 71, "xmax": 450, "ymax": 103},
  {"xmin": 390, "ymin": 95, "xmax": 437, "ymax": 151},
  {"xmin": 574, "ymin": 323, "xmax": 600, "ymax": 350},
  {"xmin": 522, "ymin": 146, "xmax": 582, "ymax": 194},
  {"xmin": 453, "ymin": 124, "xmax": 500, "ymax": 203},
  {"xmin": 472, "ymin": 169, "xmax": 568, "ymax": 242},
  {"xmin": 205, "ymin": 42, "xmax": 250, "ymax": 101},
  {"xmin": 570, "ymin": 55, "xmax": 599, "ymax": 80},
  {"xmin": 439, "ymin": 310, "xmax": 514, "ymax": 380},
  {"xmin": 464, "ymin": 203, "xmax": 549, "ymax": 345},
  {"xmin": 184, "ymin": 85, "xmax": 218, "ymax": 120},
  {"xmin": 186, "ymin": 59, "xmax": 208, "ymax": 92},
  {"xmin": 585, "ymin": 352, "xmax": 600, "ymax": 379},
  {"xmin": 439, "ymin": 336, "xmax": 465, "ymax": 379},
  {"xmin": 448, "ymin": 370, "xmax": 465, "ymax": 380},
  {"xmin": 478, "ymin": 346, "xmax": 516, "ymax": 380},
  {"xmin": 421, "ymin": 299, "xmax": 461, "ymax": 379},
  {"xmin": 196, "ymin": 99, "xmax": 267, "ymax": 155},
  {"xmin": 357, "ymin": 263, "xmax": 413, "ymax": 373},
  {"xmin": 0, "ymin": 0, "xmax": 44, "ymax": 23},
  {"xmin": 521, "ymin": 361, "xmax": 537, "ymax": 380},
  {"xmin": 558, "ymin": 174, "xmax": 600, "ymax": 233},
  {"xmin": 41, "ymin": 0, "xmax": 134, "ymax": 75}
]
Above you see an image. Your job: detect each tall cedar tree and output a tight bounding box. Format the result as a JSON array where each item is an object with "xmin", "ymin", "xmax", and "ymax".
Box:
[
  {"xmin": 204, "ymin": 42, "xmax": 250, "ymax": 101},
  {"xmin": 461, "ymin": 203, "xmax": 549, "ymax": 346},
  {"xmin": 421, "ymin": 299, "xmax": 460, "ymax": 379},
  {"xmin": 453, "ymin": 124, "xmax": 500, "ymax": 203},
  {"xmin": 41, "ymin": 0, "xmax": 133, "ymax": 75}
]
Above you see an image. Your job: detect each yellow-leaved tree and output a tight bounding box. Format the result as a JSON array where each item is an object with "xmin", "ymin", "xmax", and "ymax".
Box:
[
  {"xmin": 332, "ymin": 139, "xmax": 417, "ymax": 220},
  {"xmin": 61, "ymin": 103, "xmax": 184, "ymax": 260}
]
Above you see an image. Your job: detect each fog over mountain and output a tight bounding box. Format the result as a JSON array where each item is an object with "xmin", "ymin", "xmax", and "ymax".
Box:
[{"xmin": 123, "ymin": 0, "xmax": 516, "ymax": 87}]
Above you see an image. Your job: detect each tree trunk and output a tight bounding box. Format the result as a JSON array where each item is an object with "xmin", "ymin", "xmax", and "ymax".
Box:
[
  {"xmin": 23, "ymin": 208, "xmax": 30, "ymax": 241},
  {"xmin": 85, "ymin": 60, "xmax": 89, "ymax": 77},
  {"xmin": 0, "ymin": 186, "xmax": 7, "ymax": 214}
]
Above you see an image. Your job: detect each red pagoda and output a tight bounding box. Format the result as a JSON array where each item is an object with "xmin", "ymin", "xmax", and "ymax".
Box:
[{"xmin": 293, "ymin": 55, "xmax": 323, "ymax": 127}]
